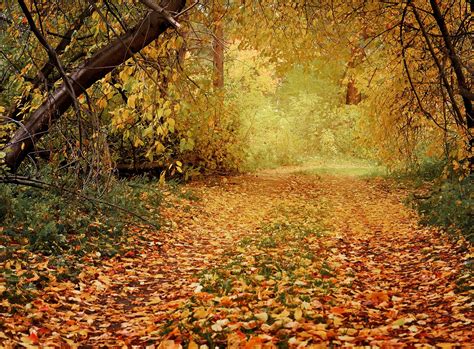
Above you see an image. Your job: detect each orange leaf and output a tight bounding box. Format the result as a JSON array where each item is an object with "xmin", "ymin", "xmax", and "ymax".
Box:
[
  {"xmin": 27, "ymin": 331, "xmax": 39, "ymax": 344},
  {"xmin": 245, "ymin": 336, "xmax": 264, "ymax": 349},
  {"xmin": 220, "ymin": 296, "xmax": 233, "ymax": 306},
  {"xmin": 367, "ymin": 291, "xmax": 389, "ymax": 305},
  {"xmin": 330, "ymin": 306, "xmax": 346, "ymax": 315}
]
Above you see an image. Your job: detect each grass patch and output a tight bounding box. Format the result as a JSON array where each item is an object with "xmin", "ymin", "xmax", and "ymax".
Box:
[
  {"xmin": 298, "ymin": 166, "xmax": 385, "ymax": 177},
  {"xmin": 292, "ymin": 158, "xmax": 386, "ymax": 178}
]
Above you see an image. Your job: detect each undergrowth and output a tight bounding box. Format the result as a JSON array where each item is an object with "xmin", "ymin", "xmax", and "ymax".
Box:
[
  {"xmin": 415, "ymin": 175, "xmax": 473, "ymax": 243},
  {"xmin": 388, "ymin": 157, "xmax": 446, "ymax": 187},
  {"xmin": 387, "ymin": 157, "xmax": 472, "ymax": 243},
  {"xmin": 0, "ymin": 176, "xmax": 162, "ymax": 303}
]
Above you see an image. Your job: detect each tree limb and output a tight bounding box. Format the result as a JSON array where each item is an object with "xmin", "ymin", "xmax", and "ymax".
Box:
[
  {"xmin": 430, "ymin": 0, "xmax": 473, "ymax": 130},
  {"xmin": 410, "ymin": 3, "xmax": 465, "ymax": 127},
  {"xmin": 4, "ymin": 0, "xmax": 186, "ymax": 172},
  {"xmin": 138, "ymin": 0, "xmax": 181, "ymax": 29}
]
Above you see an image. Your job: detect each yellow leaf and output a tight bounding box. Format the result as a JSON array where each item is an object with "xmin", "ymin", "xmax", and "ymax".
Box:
[
  {"xmin": 314, "ymin": 330, "xmax": 327, "ymax": 340},
  {"xmin": 194, "ymin": 308, "xmax": 208, "ymax": 319},
  {"xmin": 254, "ymin": 312, "xmax": 268, "ymax": 322},
  {"xmin": 143, "ymin": 126, "xmax": 154, "ymax": 138},
  {"xmin": 159, "ymin": 171, "xmax": 166, "ymax": 185},
  {"xmin": 338, "ymin": 335, "xmax": 355, "ymax": 342},
  {"xmin": 294, "ymin": 308, "xmax": 303, "ymax": 321},
  {"xmin": 97, "ymin": 98, "xmax": 107, "ymax": 109},
  {"xmin": 158, "ymin": 340, "xmax": 182, "ymax": 349},
  {"xmin": 155, "ymin": 141, "xmax": 165, "ymax": 153},
  {"xmin": 133, "ymin": 137, "xmax": 144, "ymax": 148},
  {"xmin": 333, "ymin": 316, "xmax": 343, "ymax": 327},
  {"xmin": 275, "ymin": 309, "xmax": 290, "ymax": 319},
  {"xmin": 188, "ymin": 341, "xmax": 199, "ymax": 349},
  {"xmin": 128, "ymin": 95, "xmax": 137, "ymax": 109}
]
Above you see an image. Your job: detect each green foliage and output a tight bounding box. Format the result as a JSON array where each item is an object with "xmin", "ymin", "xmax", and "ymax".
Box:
[
  {"xmin": 1, "ymin": 176, "xmax": 161, "ymax": 254},
  {"xmin": 390, "ymin": 157, "xmax": 447, "ymax": 184},
  {"xmin": 233, "ymin": 58, "xmax": 366, "ymax": 170},
  {"xmin": 415, "ymin": 176, "xmax": 473, "ymax": 242},
  {"xmin": 177, "ymin": 94, "xmax": 243, "ymax": 174},
  {"xmin": 409, "ymin": 157, "xmax": 447, "ymax": 181}
]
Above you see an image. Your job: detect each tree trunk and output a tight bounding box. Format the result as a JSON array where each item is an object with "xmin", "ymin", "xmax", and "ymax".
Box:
[
  {"xmin": 4, "ymin": 0, "xmax": 186, "ymax": 172},
  {"xmin": 345, "ymin": 40, "xmax": 365, "ymax": 106},
  {"xmin": 346, "ymin": 77, "xmax": 361, "ymax": 105},
  {"xmin": 212, "ymin": 0, "xmax": 224, "ymax": 89},
  {"xmin": 7, "ymin": 4, "xmax": 95, "ymax": 122},
  {"xmin": 430, "ymin": 0, "xmax": 473, "ymax": 168}
]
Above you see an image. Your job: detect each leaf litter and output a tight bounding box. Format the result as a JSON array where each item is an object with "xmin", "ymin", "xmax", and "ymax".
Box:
[{"xmin": 1, "ymin": 169, "xmax": 472, "ymax": 347}]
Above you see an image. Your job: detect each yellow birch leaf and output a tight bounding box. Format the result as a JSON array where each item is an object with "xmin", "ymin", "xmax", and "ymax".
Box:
[{"xmin": 294, "ymin": 308, "xmax": 303, "ymax": 321}]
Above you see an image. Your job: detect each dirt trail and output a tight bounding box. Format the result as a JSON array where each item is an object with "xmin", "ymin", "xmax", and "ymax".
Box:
[
  {"xmin": 313, "ymin": 176, "xmax": 472, "ymax": 346},
  {"xmin": 1, "ymin": 167, "xmax": 472, "ymax": 347}
]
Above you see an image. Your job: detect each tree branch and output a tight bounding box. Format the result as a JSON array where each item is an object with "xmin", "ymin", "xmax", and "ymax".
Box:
[
  {"xmin": 18, "ymin": 0, "xmax": 84, "ymax": 152},
  {"xmin": 4, "ymin": 0, "xmax": 186, "ymax": 172},
  {"xmin": 139, "ymin": 0, "xmax": 181, "ymax": 29},
  {"xmin": 430, "ymin": 0, "xmax": 473, "ymax": 130},
  {"xmin": 410, "ymin": 3, "xmax": 465, "ymax": 127}
]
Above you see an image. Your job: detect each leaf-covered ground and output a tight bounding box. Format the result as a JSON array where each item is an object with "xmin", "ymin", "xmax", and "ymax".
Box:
[{"xmin": 1, "ymin": 168, "xmax": 473, "ymax": 347}]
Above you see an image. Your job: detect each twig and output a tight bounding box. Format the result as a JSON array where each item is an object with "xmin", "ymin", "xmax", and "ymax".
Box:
[
  {"xmin": 139, "ymin": 0, "xmax": 181, "ymax": 29},
  {"xmin": 176, "ymin": 1, "xmax": 200, "ymax": 17},
  {"xmin": 17, "ymin": 0, "xmax": 84, "ymax": 151}
]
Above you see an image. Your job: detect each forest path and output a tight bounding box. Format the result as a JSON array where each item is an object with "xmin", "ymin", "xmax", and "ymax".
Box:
[{"xmin": 2, "ymin": 166, "xmax": 472, "ymax": 347}]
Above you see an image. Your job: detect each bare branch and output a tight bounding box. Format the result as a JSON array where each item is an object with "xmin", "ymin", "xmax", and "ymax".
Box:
[{"xmin": 139, "ymin": 0, "xmax": 181, "ymax": 29}]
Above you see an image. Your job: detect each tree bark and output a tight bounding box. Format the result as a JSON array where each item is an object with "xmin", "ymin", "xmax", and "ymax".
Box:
[
  {"xmin": 212, "ymin": 0, "xmax": 224, "ymax": 89},
  {"xmin": 346, "ymin": 77, "xmax": 361, "ymax": 105},
  {"xmin": 345, "ymin": 37, "xmax": 365, "ymax": 106},
  {"xmin": 4, "ymin": 0, "xmax": 186, "ymax": 172},
  {"xmin": 429, "ymin": 0, "xmax": 473, "ymax": 167}
]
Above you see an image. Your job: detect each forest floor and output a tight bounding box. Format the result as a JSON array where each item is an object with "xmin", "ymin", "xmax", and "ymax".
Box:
[{"xmin": 1, "ymin": 165, "xmax": 473, "ymax": 348}]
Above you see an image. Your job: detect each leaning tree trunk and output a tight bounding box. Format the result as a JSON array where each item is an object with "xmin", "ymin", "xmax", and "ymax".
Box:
[
  {"xmin": 7, "ymin": 3, "xmax": 96, "ymax": 122},
  {"xmin": 4, "ymin": 0, "xmax": 186, "ymax": 172}
]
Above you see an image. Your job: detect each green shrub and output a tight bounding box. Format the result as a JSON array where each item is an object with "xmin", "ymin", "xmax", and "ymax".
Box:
[
  {"xmin": 0, "ymin": 195, "xmax": 10, "ymax": 223},
  {"xmin": 415, "ymin": 175, "xmax": 473, "ymax": 242},
  {"xmin": 390, "ymin": 157, "xmax": 446, "ymax": 184}
]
